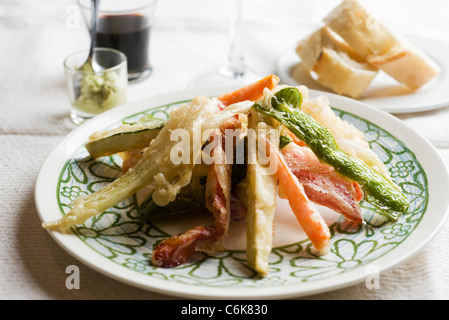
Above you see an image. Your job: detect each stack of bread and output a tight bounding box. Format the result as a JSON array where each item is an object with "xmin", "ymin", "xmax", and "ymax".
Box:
[{"xmin": 295, "ymin": 0, "xmax": 441, "ymax": 99}]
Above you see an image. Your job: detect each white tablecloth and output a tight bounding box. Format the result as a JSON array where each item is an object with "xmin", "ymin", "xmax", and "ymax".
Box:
[{"xmin": 1, "ymin": 0, "xmax": 449, "ymax": 300}]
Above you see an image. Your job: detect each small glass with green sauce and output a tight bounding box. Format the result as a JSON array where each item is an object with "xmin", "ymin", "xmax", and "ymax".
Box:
[{"xmin": 64, "ymin": 48, "xmax": 128, "ymax": 125}]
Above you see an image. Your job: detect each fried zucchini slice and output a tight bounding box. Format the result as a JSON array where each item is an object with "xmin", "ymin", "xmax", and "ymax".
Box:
[{"xmin": 85, "ymin": 120, "xmax": 165, "ymax": 158}]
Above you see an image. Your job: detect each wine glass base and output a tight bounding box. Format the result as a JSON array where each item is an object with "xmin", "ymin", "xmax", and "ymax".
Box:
[{"xmin": 189, "ymin": 64, "xmax": 265, "ymax": 88}]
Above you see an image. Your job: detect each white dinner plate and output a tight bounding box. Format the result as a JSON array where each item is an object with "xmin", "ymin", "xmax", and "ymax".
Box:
[
  {"xmin": 277, "ymin": 34, "xmax": 449, "ymax": 114},
  {"xmin": 35, "ymin": 87, "xmax": 449, "ymax": 299}
]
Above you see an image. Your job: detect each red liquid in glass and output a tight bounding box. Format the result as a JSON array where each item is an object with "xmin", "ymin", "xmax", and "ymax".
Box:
[{"xmin": 96, "ymin": 14, "xmax": 150, "ymax": 75}]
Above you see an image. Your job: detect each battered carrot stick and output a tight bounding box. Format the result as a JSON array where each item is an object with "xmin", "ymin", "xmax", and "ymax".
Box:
[
  {"xmin": 217, "ymin": 75, "xmax": 280, "ymax": 107},
  {"xmin": 284, "ymin": 128, "xmax": 307, "ymax": 147},
  {"xmin": 264, "ymin": 138, "xmax": 330, "ymax": 251}
]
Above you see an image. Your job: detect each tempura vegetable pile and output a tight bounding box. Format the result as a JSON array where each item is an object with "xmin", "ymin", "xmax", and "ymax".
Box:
[{"xmin": 43, "ymin": 75, "xmax": 409, "ymax": 276}]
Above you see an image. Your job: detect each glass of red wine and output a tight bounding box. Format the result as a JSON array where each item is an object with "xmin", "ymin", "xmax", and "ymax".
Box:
[
  {"xmin": 190, "ymin": 0, "xmax": 262, "ymax": 88},
  {"xmin": 78, "ymin": 0, "xmax": 157, "ymax": 82}
]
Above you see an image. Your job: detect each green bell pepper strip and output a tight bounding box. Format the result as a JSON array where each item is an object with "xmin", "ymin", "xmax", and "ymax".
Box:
[{"xmin": 252, "ymin": 87, "xmax": 409, "ymax": 221}]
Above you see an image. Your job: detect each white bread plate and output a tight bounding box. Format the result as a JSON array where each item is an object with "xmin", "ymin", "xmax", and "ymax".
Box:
[{"xmin": 277, "ymin": 34, "xmax": 449, "ymax": 114}]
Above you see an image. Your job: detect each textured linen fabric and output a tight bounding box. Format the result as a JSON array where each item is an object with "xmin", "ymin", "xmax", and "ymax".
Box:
[{"xmin": 1, "ymin": 0, "xmax": 448, "ymax": 300}]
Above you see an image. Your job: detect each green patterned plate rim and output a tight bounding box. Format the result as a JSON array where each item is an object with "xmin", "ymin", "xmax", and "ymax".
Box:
[{"xmin": 35, "ymin": 87, "xmax": 449, "ymax": 299}]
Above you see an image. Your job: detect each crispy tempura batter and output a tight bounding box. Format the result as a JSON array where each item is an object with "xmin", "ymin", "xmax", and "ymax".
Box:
[{"xmin": 151, "ymin": 119, "xmax": 241, "ymax": 267}]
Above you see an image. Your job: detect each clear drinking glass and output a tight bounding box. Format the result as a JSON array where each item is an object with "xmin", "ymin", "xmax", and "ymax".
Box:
[
  {"xmin": 190, "ymin": 0, "xmax": 262, "ymax": 88},
  {"xmin": 78, "ymin": 0, "xmax": 157, "ymax": 82},
  {"xmin": 64, "ymin": 48, "xmax": 128, "ymax": 125}
]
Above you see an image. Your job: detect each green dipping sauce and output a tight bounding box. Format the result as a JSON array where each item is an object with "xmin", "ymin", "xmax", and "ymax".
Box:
[{"xmin": 73, "ymin": 71, "xmax": 126, "ymax": 115}]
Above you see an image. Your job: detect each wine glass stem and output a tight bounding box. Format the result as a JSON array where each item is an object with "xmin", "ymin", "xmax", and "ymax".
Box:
[{"xmin": 225, "ymin": 0, "xmax": 246, "ymax": 77}]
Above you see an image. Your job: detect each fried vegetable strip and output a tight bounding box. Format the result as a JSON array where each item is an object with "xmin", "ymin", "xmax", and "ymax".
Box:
[
  {"xmin": 217, "ymin": 75, "xmax": 279, "ymax": 108},
  {"xmin": 265, "ymin": 137, "xmax": 330, "ymax": 252},
  {"xmin": 152, "ymin": 119, "xmax": 238, "ymax": 267},
  {"xmin": 43, "ymin": 96, "xmax": 252, "ymax": 233},
  {"xmin": 301, "ymin": 94, "xmax": 390, "ymax": 178},
  {"xmin": 246, "ymin": 112, "xmax": 279, "ymax": 276},
  {"xmin": 85, "ymin": 120, "xmax": 165, "ymax": 159},
  {"xmin": 253, "ymin": 87, "xmax": 409, "ymax": 220}
]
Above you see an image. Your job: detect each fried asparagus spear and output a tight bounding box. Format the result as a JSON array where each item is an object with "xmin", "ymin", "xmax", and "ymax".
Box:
[{"xmin": 253, "ymin": 87, "xmax": 409, "ymax": 220}]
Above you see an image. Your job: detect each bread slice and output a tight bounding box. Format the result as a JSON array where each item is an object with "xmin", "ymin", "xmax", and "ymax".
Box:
[
  {"xmin": 296, "ymin": 26, "xmax": 378, "ymax": 98},
  {"xmin": 323, "ymin": 0, "xmax": 441, "ymax": 90},
  {"xmin": 312, "ymin": 47, "xmax": 379, "ymax": 99}
]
